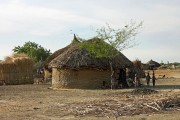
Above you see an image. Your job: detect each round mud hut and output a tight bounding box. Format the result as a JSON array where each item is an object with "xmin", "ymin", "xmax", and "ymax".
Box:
[
  {"xmin": 145, "ymin": 59, "xmax": 161, "ymax": 70},
  {"xmin": 0, "ymin": 54, "xmax": 34, "ymax": 85},
  {"xmin": 45, "ymin": 35, "xmax": 133, "ymax": 89}
]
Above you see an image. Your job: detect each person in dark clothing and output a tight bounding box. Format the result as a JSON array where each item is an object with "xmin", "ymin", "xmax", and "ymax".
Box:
[
  {"xmin": 152, "ymin": 71, "xmax": 156, "ymax": 87},
  {"xmin": 146, "ymin": 72, "xmax": 151, "ymax": 86}
]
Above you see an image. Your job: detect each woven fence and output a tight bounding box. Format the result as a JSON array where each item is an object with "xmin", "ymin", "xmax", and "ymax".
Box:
[{"xmin": 0, "ymin": 54, "xmax": 33, "ymax": 85}]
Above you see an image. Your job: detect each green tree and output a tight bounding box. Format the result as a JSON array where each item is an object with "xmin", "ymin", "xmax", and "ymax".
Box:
[
  {"xmin": 79, "ymin": 21, "xmax": 143, "ymax": 88},
  {"xmin": 13, "ymin": 41, "xmax": 51, "ymax": 62},
  {"xmin": 96, "ymin": 22, "xmax": 143, "ymax": 52},
  {"xmin": 80, "ymin": 21, "xmax": 142, "ymax": 59}
]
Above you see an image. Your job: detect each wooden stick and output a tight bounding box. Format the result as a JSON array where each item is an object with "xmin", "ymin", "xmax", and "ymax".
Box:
[{"xmin": 146, "ymin": 104, "xmax": 159, "ymax": 111}]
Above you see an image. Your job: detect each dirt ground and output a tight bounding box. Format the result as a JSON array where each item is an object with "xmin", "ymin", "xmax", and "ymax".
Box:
[{"xmin": 0, "ymin": 70, "xmax": 180, "ymax": 120}]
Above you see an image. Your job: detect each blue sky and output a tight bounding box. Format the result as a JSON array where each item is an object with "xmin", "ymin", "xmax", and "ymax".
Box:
[{"xmin": 0, "ymin": 0, "xmax": 180, "ymax": 63}]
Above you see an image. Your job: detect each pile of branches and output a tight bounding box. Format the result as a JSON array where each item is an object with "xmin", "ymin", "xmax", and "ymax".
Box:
[
  {"xmin": 46, "ymin": 97, "xmax": 180, "ymax": 118},
  {"xmin": 131, "ymin": 88, "xmax": 158, "ymax": 95}
]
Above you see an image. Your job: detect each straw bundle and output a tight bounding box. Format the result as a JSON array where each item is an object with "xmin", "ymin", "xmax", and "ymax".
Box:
[
  {"xmin": 133, "ymin": 59, "xmax": 143, "ymax": 70},
  {"xmin": 4, "ymin": 56, "xmax": 13, "ymax": 63},
  {"xmin": 133, "ymin": 59, "xmax": 145, "ymax": 78},
  {"xmin": 0, "ymin": 54, "xmax": 33, "ymax": 85}
]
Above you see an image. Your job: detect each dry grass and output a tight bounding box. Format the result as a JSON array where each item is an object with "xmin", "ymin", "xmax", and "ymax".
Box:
[{"xmin": 0, "ymin": 53, "xmax": 33, "ymax": 85}]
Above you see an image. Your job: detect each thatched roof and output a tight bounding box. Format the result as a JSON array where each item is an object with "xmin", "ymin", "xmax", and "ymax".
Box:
[
  {"xmin": 44, "ymin": 34, "xmax": 79, "ymax": 68},
  {"xmin": 146, "ymin": 59, "xmax": 161, "ymax": 67},
  {"xmin": 46, "ymin": 36, "xmax": 133, "ymax": 70}
]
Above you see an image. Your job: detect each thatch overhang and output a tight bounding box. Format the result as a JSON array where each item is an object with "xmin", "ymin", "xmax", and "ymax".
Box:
[{"xmin": 47, "ymin": 36, "xmax": 133, "ymax": 70}]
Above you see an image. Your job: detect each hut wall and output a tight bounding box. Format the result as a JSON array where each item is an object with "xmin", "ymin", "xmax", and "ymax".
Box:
[
  {"xmin": 44, "ymin": 70, "xmax": 52, "ymax": 82},
  {"xmin": 143, "ymin": 64, "xmax": 150, "ymax": 70},
  {"xmin": 52, "ymin": 68, "xmax": 111, "ymax": 89}
]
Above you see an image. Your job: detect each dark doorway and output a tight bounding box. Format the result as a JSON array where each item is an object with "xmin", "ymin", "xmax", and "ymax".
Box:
[{"xmin": 118, "ymin": 67, "xmax": 129, "ymax": 88}]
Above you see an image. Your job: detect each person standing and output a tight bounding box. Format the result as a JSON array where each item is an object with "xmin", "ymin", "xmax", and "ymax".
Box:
[
  {"xmin": 146, "ymin": 72, "xmax": 151, "ymax": 86},
  {"xmin": 152, "ymin": 71, "xmax": 156, "ymax": 87}
]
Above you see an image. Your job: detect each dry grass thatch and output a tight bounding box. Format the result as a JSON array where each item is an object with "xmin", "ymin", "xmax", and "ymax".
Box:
[
  {"xmin": 0, "ymin": 53, "xmax": 34, "ymax": 85},
  {"xmin": 133, "ymin": 59, "xmax": 143, "ymax": 70},
  {"xmin": 46, "ymin": 36, "xmax": 133, "ymax": 70},
  {"xmin": 44, "ymin": 35, "xmax": 80, "ymax": 69},
  {"xmin": 132, "ymin": 59, "xmax": 145, "ymax": 77},
  {"xmin": 44, "ymin": 45, "xmax": 71, "ymax": 68}
]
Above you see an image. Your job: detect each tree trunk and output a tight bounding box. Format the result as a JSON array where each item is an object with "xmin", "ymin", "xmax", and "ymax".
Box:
[{"xmin": 109, "ymin": 61, "xmax": 115, "ymax": 90}]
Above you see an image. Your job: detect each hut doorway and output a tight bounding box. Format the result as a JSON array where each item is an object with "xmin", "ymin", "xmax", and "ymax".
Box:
[{"xmin": 118, "ymin": 67, "xmax": 129, "ymax": 88}]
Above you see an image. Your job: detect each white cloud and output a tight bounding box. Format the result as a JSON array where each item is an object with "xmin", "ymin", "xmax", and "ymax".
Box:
[
  {"xmin": 0, "ymin": 1, "xmax": 103, "ymax": 36},
  {"xmin": 142, "ymin": 5, "xmax": 180, "ymax": 34},
  {"xmin": 1, "ymin": 0, "xmax": 179, "ymax": 36},
  {"xmin": 89, "ymin": 1, "xmax": 180, "ymax": 35},
  {"xmin": 0, "ymin": 0, "xmax": 180, "ymax": 62}
]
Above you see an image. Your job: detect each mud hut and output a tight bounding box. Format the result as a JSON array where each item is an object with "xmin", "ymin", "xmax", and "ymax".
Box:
[
  {"xmin": 45, "ymin": 35, "xmax": 133, "ymax": 89},
  {"xmin": 144, "ymin": 59, "xmax": 161, "ymax": 70},
  {"xmin": 0, "ymin": 54, "xmax": 33, "ymax": 85}
]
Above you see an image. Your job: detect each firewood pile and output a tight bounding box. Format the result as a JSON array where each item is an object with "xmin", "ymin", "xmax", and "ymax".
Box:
[
  {"xmin": 131, "ymin": 88, "xmax": 158, "ymax": 95},
  {"xmin": 46, "ymin": 96, "xmax": 180, "ymax": 118}
]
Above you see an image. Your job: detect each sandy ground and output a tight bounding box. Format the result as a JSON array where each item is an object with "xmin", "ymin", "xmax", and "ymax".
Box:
[{"xmin": 0, "ymin": 70, "xmax": 180, "ymax": 120}]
